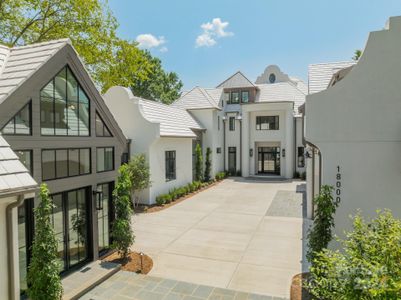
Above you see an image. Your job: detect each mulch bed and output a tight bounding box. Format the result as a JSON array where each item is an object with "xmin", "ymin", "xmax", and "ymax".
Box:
[
  {"xmin": 135, "ymin": 180, "xmax": 223, "ymax": 214},
  {"xmin": 103, "ymin": 251, "xmax": 153, "ymax": 274}
]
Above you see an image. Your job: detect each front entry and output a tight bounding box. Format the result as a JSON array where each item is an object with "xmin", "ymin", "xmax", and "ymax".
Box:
[
  {"xmin": 51, "ymin": 187, "xmax": 91, "ymax": 272},
  {"xmin": 258, "ymin": 147, "xmax": 280, "ymax": 175}
]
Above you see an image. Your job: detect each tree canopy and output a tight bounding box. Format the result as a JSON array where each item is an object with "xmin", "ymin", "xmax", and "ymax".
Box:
[{"xmin": 0, "ymin": 0, "xmax": 182, "ymax": 104}]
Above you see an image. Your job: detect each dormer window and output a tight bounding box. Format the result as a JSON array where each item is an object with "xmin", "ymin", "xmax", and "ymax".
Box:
[
  {"xmin": 269, "ymin": 73, "xmax": 276, "ymax": 83},
  {"xmin": 230, "ymin": 91, "xmax": 240, "ymax": 104},
  {"xmin": 241, "ymin": 91, "xmax": 249, "ymax": 103}
]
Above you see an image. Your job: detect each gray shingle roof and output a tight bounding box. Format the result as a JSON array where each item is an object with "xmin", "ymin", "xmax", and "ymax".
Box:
[
  {"xmin": 139, "ymin": 98, "xmax": 204, "ymax": 138},
  {"xmin": 216, "ymin": 71, "xmax": 255, "ymax": 88},
  {"xmin": 255, "ymin": 82, "xmax": 306, "ymax": 116},
  {"xmin": 0, "ymin": 136, "xmax": 37, "ymax": 195},
  {"xmin": 0, "ymin": 39, "xmax": 70, "ymax": 104},
  {"xmin": 308, "ymin": 61, "xmax": 356, "ymax": 94},
  {"xmin": 172, "ymin": 87, "xmax": 221, "ymax": 110}
]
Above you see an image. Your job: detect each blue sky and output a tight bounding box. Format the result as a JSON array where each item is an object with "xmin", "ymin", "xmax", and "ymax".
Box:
[{"xmin": 109, "ymin": 0, "xmax": 401, "ymax": 90}]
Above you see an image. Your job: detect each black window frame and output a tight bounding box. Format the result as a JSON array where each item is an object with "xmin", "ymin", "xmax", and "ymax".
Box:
[
  {"xmin": 165, "ymin": 150, "xmax": 176, "ymax": 182},
  {"xmin": 40, "ymin": 65, "xmax": 91, "ymax": 137},
  {"xmin": 241, "ymin": 90, "xmax": 250, "ymax": 103},
  {"xmin": 229, "ymin": 116, "xmax": 235, "ymax": 131},
  {"xmin": 96, "ymin": 147, "xmax": 115, "ymax": 173},
  {"xmin": 16, "ymin": 149, "xmax": 33, "ymax": 175},
  {"xmin": 230, "ymin": 91, "xmax": 240, "ymax": 104},
  {"xmin": 95, "ymin": 111, "xmax": 113, "ymax": 137},
  {"xmin": 41, "ymin": 148, "xmax": 92, "ymax": 181},
  {"xmin": 256, "ymin": 116, "xmax": 279, "ymax": 130},
  {"xmin": 216, "ymin": 147, "xmax": 221, "ymax": 154},
  {"xmin": 1, "ymin": 101, "xmax": 32, "ymax": 136},
  {"xmin": 218, "ymin": 116, "xmax": 220, "ymax": 131}
]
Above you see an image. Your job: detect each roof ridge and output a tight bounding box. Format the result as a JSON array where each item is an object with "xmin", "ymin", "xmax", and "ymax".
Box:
[
  {"xmin": 0, "ymin": 47, "xmax": 11, "ymax": 79},
  {"xmin": 309, "ymin": 60, "xmax": 355, "ymax": 67},
  {"xmin": 11, "ymin": 38, "xmax": 70, "ymax": 50}
]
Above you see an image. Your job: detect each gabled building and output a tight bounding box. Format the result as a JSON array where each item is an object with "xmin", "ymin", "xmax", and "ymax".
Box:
[
  {"xmin": 304, "ymin": 16, "xmax": 401, "ymax": 235},
  {"xmin": 0, "ymin": 39, "xmax": 128, "ymax": 295}
]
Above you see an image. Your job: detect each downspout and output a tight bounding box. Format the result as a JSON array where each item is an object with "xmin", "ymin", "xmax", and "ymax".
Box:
[
  {"xmin": 294, "ymin": 118, "xmax": 297, "ymax": 176},
  {"xmin": 223, "ymin": 117, "xmax": 226, "ymax": 171},
  {"xmin": 6, "ymin": 194, "xmax": 25, "ymax": 300},
  {"xmin": 239, "ymin": 119, "xmax": 242, "ymax": 175}
]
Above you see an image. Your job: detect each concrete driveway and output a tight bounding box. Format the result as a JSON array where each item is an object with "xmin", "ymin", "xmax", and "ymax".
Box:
[{"xmin": 132, "ymin": 178, "xmax": 311, "ymax": 298}]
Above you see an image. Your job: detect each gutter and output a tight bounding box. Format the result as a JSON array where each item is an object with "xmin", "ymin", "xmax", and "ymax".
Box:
[{"xmin": 6, "ymin": 194, "xmax": 26, "ymax": 300}]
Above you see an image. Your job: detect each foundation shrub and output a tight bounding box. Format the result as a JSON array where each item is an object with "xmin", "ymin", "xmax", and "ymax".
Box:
[
  {"xmin": 301, "ymin": 171, "xmax": 306, "ymax": 180},
  {"xmin": 169, "ymin": 188, "xmax": 178, "ymax": 200},
  {"xmin": 294, "ymin": 171, "xmax": 300, "ymax": 178},
  {"xmin": 215, "ymin": 171, "xmax": 226, "ymax": 181},
  {"xmin": 156, "ymin": 195, "xmax": 165, "ymax": 206}
]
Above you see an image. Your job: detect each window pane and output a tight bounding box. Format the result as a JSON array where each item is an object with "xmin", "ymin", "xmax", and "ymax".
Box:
[
  {"xmin": 79, "ymin": 148, "xmax": 90, "ymax": 174},
  {"xmin": 41, "ymin": 97, "xmax": 55, "ymax": 135},
  {"xmin": 104, "ymin": 148, "xmax": 113, "ymax": 171},
  {"xmin": 15, "ymin": 104, "xmax": 30, "ymax": 134},
  {"xmin": 68, "ymin": 149, "xmax": 79, "ymax": 176},
  {"xmin": 54, "ymin": 98, "xmax": 67, "ymax": 135},
  {"xmin": 54, "ymin": 68, "xmax": 67, "ymax": 100},
  {"xmin": 97, "ymin": 148, "xmax": 105, "ymax": 172},
  {"xmin": 41, "ymin": 79, "xmax": 54, "ymax": 98},
  {"xmin": 76, "ymin": 188, "xmax": 87, "ymax": 261},
  {"xmin": 42, "ymin": 150, "xmax": 55, "ymax": 180},
  {"xmin": 66, "ymin": 68, "xmax": 78, "ymax": 102},
  {"xmin": 241, "ymin": 91, "xmax": 249, "ymax": 103},
  {"xmin": 56, "ymin": 149, "xmax": 68, "ymax": 178},
  {"xmin": 231, "ymin": 92, "xmax": 239, "ymax": 103},
  {"xmin": 16, "ymin": 150, "xmax": 32, "ymax": 174},
  {"xmin": 51, "ymin": 194, "xmax": 65, "ymax": 272},
  {"xmin": 78, "ymin": 102, "xmax": 90, "ymax": 136},
  {"xmin": 95, "ymin": 113, "xmax": 103, "ymax": 136},
  {"xmin": 67, "ymin": 99, "xmax": 79, "ymax": 136},
  {"xmin": 2, "ymin": 118, "xmax": 14, "ymax": 134},
  {"xmin": 78, "ymin": 86, "xmax": 89, "ymax": 104}
]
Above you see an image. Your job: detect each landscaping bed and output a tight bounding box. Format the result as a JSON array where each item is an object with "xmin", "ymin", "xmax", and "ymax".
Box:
[{"xmin": 103, "ymin": 251, "xmax": 153, "ymax": 274}]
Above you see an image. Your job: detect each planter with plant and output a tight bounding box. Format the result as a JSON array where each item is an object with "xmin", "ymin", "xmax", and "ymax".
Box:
[{"xmin": 291, "ymin": 185, "xmax": 338, "ymax": 300}]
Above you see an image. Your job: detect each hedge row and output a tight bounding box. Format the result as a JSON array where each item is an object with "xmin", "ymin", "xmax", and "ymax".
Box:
[{"xmin": 155, "ymin": 172, "xmax": 228, "ymax": 206}]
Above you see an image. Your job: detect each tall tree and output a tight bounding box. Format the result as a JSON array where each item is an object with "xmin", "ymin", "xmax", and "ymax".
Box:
[
  {"xmin": 27, "ymin": 184, "xmax": 63, "ymax": 300},
  {"xmin": 0, "ymin": 0, "xmax": 183, "ymax": 103}
]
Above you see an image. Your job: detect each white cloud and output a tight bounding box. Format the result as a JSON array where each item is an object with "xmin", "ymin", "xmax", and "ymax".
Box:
[
  {"xmin": 196, "ymin": 18, "xmax": 233, "ymax": 48},
  {"xmin": 136, "ymin": 34, "xmax": 166, "ymax": 49},
  {"xmin": 159, "ymin": 46, "xmax": 168, "ymax": 53}
]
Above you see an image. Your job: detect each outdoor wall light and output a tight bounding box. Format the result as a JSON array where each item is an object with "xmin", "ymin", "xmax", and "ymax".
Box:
[
  {"xmin": 222, "ymin": 116, "xmax": 227, "ymax": 121},
  {"xmin": 282, "ymin": 148, "xmax": 286, "ymax": 158},
  {"xmin": 93, "ymin": 187, "xmax": 103, "ymax": 210},
  {"xmin": 249, "ymin": 149, "xmax": 253, "ymax": 157}
]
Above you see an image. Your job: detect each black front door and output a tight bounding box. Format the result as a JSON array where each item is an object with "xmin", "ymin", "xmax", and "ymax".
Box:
[
  {"xmin": 97, "ymin": 182, "xmax": 114, "ymax": 255},
  {"xmin": 258, "ymin": 147, "xmax": 280, "ymax": 175},
  {"xmin": 51, "ymin": 187, "xmax": 91, "ymax": 272}
]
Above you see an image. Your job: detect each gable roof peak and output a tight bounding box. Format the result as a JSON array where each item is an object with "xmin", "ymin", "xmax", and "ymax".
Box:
[{"xmin": 216, "ymin": 70, "xmax": 255, "ymax": 89}]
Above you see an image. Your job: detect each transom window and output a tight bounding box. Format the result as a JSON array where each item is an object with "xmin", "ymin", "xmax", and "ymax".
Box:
[
  {"xmin": 1, "ymin": 101, "xmax": 31, "ymax": 135},
  {"xmin": 256, "ymin": 116, "xmax": 279, "ymax": 130},
  {"xmin": 97, "ymin": 147, "xmax": 114, "ymax": 172},
  {"xmin": 165, "ymin": 151, "xmax": 176, "ymax": 181},
  {"xmin": 95, "ymin": 112, "xmax": 112, "ymax": 137},
  {"xmin": 40, "ymin": 66, "xmax": 90, "ymax": 136},
  {"xmin": 42, "ymin": 148, "xmax": 91, "ymax": 181}
]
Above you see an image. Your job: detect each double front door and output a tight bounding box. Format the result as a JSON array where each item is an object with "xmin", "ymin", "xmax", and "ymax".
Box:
[
  {"xmin": 51, "ymin": 187, "xmax": 90, "ymax": 272},
  {"xmin": 258, "ymin": 147, "xmax": 280, "ymax": 175}
]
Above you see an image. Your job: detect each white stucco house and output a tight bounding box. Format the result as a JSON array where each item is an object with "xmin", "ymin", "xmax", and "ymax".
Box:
[
  {"xmin": 103, "ymin": 87, "xmax": 204, "ymax": 204},
  {"xmin": 304, "ymin": 16, "xmax": 401, "ymax": 236},
  {"xmin": 0, "ymin": 136, "xmax": 37, "ymax": 300},
  {"xmin": 105, "ymin": 65, "xmax": 306, "ymax": 204}
]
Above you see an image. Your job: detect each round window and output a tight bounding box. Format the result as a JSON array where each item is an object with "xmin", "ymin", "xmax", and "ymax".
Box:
[{"xmin": 269, "ymin": 73, "xmax": 276, "ymax": 83}]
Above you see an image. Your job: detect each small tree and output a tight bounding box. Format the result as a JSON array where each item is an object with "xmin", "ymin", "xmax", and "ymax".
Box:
[
  {"xmin": 127, "ymin": 154, "xmax": 151, "ymax": 207},
  {"xmin": 307, "ymin": 210, "xmax": 401, "ymax": 299},
  {"xmin": 204, "ymin": 147, "xmax": 212, "ymax": 182},
  {"xmin": 27, "ymin": 184, "xmax": 63, "ymax": 300},
  {"xmin": 307, "ymin": 185, "xmax": 338, "ymax": 262},
  {"xmin": 195, "ymin": 143, "xmax": 203, "ymax": 182},
  {"xmin": 111, "ymin": 164, "xmax": 135, "ymax": 259}
]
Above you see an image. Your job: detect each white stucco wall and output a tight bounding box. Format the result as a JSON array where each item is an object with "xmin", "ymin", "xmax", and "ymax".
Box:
[
  {"xmin": 148, "ymin": 138, "xmax": 193, "ymax": 204},
  {"xmin": 305, "ymin": 16, "xmax": 401, "ymax": 237}
]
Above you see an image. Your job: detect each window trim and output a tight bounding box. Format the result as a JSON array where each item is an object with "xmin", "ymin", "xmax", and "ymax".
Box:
[
  {"xmin": 41, "ymin": 147, "xmax": 92, "ymax": 181},
  {"xmin": 229, "ymin": 116, "xmax": 235, "ymax": 131},
  {"xmin": 165, "ymin": 150, "xmax": 176, "ymax": 182},
  {"xmin": 1, "ymin": 100, "xmax": 32, "ymax": 136},
  {"xmin": 256, "ymin": 116, "xmax": 279, "ymax": 130},
  {"xmin": 40, "ymin": 65, "xmax": 91, "ymax": 137},
  {"xmin": 96, "ymin": 147, "xmax": 115, "ymax": 173}
]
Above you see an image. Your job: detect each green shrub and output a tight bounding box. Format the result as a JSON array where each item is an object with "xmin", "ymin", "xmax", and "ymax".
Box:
[
  {"xmin": 215, "ymin": 171, "xmax": 226, "ymax": 181},
  {"xmin": 164, "ymin": 194, "xmax": 172, "ymax": 204},
  {"xmin": 301, "ymin": 171, "xmax": 306, "ymax": 180},
  {"xmin": 193, "ymin": 181, "xmax": 201, "ymax": 190},
  {"xmin": 307, "ymin": 210, "xmax": 401, "ymax": 299},
  {"xmin": 204, "ymin": 147, "xmax": 212, "ymax": 182},
  {"xmin": 293, "ymin": 171, "xmax": 300, "ymax": 178},
  {"xmin": 307, "ymin": 185, "xmax": 338, "ymax": 263},
  {"xmin": 27, "ymin": 184, "xmax": 63, "ymax": 300},
  {"xmin": 195, "ymin": 143, "xmax": 203, "ymax": 181},
  {"xmin": 187, "ymin": 183, "xmax": 194, "ymax": 193},
  {"xmin": 156, "ymin": 195, "xmax": 165, "ymax": 206},
  {"xmin": 169, "ymin": 188, "xmax": 178, "ymax": 200}
]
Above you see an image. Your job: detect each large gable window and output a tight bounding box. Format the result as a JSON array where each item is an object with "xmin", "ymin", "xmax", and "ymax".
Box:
[
  {"xmin": 95, "ymin": 112, "xmax": 112, "ymax": 137},
  {"xmin": 40, "ymin": 66, "xmax": 90, "ymax": 136},
  {"xmin": 1, "ymin": 101, "xmax": 31, "ymax": 135}
]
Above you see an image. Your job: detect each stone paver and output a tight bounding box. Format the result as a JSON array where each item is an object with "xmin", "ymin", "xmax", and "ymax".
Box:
[{"xmin": 80, "ymin": 271, "xmax": 283, "ymax": 300}]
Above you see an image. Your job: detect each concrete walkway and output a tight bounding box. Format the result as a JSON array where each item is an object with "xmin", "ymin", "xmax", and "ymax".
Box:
[{"xmin": 131, "ymin": 178, "xmax": 311, "ymax": 298}]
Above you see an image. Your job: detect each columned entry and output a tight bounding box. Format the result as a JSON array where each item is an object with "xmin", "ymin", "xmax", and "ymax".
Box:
[
  {"xmin": 51, "ymin": 187, "xmax": 91, "ymax": 272},
  {"xmin": 258, "ymin": 147, "xmax": 280, "ymax": 175}
]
